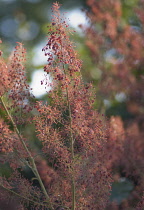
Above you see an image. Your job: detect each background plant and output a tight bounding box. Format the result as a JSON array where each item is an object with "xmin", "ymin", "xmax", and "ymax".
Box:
[{"xmin": 81, "ymin": 0, "xmax": 144, "ymax": 209}]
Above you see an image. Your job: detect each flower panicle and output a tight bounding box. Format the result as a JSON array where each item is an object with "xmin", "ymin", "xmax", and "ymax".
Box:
[{"xmin": 42, "ymin": 2, "xmax": 82, "ymax": 90}]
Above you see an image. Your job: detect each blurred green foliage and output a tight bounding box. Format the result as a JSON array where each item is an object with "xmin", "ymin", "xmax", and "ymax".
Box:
[
  {"xmin": 0, "ymin": 0, "xmax": 86, "ymax": 46},
  {"xmin": 110, "ymin": 178, "xmax": 134, "ymax": 204}
]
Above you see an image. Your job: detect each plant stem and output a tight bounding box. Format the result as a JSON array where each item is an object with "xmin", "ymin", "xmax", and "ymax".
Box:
[
  {"xmin": 59, "ymin": 20, "xmax": 76, "ymax": 207},
  {"xmin": 63, "ymin": 68, "xmax": 76, "ymax": 210},
  {"xmin": 66, "ymin": 88, "xmax": 76, "ymax": 210},
  {"xmin": 0, "ymin": 96, "xmax": 53, "ymax": 209},
  {"xmin": 0, "ymin": 184, "xmax": 49, "ymax": 207}
]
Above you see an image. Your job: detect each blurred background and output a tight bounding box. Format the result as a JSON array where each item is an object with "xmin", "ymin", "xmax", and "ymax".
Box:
[
  {"xmin": 0, "ymin": 0, "xmax": 88, "ymax": 97},
  {"xmin": 1, "ymin": 0, "xmax": 144, "ymax": 209}
]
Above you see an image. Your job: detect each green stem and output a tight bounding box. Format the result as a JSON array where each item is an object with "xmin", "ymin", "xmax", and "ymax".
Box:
[
  {"xmin": 0, "ymin": 184, "xmax": 49, "ymax": 207},
  {"xmin": 66, "ymin": 87, "xmax": 75, "ymax": 210},
  {"xmin": 59, "ymin": 23, "xmax": 76, "ymax": 208},
  {"xmin": 63, "ymin": 68, "xmax": 76, "ymax": 210},
  {"xmin": 0, "ymin": 96, "xmax": 53, "ymax": 209}
]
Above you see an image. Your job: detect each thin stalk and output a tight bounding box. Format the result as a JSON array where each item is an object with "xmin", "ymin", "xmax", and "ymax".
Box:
[
  {"xmin": 0, "ymin": 96, "xmax": 53, "ymax": 209},
  {"xmin": 63, "ymin": 68, "xmax": 76, "ymax": 210},
  {"xmin": 57, "ymin": 17, "xmax": 76, "ymax": 208},
  {"xmin": 0, "ymin": 184, "xmax": 49, "ymax": 208}
]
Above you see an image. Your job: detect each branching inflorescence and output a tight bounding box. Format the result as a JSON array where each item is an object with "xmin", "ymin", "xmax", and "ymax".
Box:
[{"xmin": 0, "ymin": 2, "xmax": 112, "ymax": 209}]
